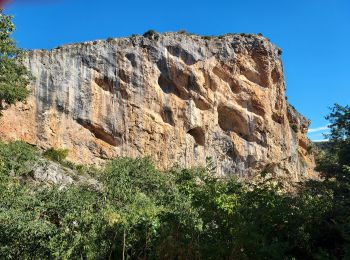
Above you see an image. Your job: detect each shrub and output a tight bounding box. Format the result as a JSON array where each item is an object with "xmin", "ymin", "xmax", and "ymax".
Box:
[
  {"xmin": 143, "ymin": 29, "xmax": 160, "ymax": 40},
  {"xmin": 43, "ymin": 148, "xmax": 69, "ymax": 163},
  {"xmin": 106, "ymin": 37, "xmax": 114, "ymax": 43},
  {"xmin": 0, "ymin": 141, "xmax": 38, "ymax": 176},
  {"xmin": 291, "ymin": 124, "xmax": 299, "ymax": 133},
  {"xmin": 307, "ymin": 144, "xmax": 314, "ymax": 154},
  {"xmin": 178, "ymin": 29, "xmax": 188, "ymax": 35},
  {"xmin": 202, "ymin": 35, "xmax": 213, "ymax": 40}
]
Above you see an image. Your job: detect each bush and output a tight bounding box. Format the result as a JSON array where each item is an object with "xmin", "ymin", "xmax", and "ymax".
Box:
[
  {"xmin": 291, "ymin": 124, "xmax": 299, "ymax": 133},
  {"xmin": 307, "ymin": 144, "xmax": 314, "ymax": 154},
  {"xmin": 0, "ymin": 141, "xmax": 38, "ymax": 177},
  {"xmin": 178, "ymin": 29, "xmax": 188, "ymax": 35},
  {"xmin": 43, "ymin": 148, "xmax": 69, "ymax": 163},
  {"xmin": 202, "ymin": 35, "xmax": 213, "ymax": 40},
  {"xmin": 143, "ymin": 29, "xmax": 160, "ymax": 40},
  {"xmin": 106, "ymin": 37, "xmax": 114, "ymax": 43}
]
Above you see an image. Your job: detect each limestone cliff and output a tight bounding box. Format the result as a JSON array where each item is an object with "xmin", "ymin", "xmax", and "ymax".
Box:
[{"xmin": 0, "ymin": 32, "xmax": 315, "ymax": 180}]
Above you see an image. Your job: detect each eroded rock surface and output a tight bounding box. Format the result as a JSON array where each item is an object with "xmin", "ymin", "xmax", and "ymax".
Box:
[{"xmin": 0, "ymin": 32, "xmax": 315, "ymax": 180}]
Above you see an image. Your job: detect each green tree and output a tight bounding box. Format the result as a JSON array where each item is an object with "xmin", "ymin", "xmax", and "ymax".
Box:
[
  {"xmin": 310, "ymin": 104, "xmax": 350, "ymax": 258},
  {"xmin": 0, "ymin": 10, "xmax": 30, "ymax": 111},
  {"xmin": 316, "ymin": 104, "xmax": 350, "ymax": 180}
]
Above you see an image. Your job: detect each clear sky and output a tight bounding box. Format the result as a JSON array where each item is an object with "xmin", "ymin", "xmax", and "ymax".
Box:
[{"xmin": 5, "ymin": 0, "xmax": 350, "ymax": 141}]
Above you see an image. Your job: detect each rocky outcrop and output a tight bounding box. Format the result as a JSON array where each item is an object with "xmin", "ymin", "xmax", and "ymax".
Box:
[
  {"xmin": 0, "ymin": 32, "xmax": 315, "ymax": 180},
  {"xmin": 34, "ymin": 162, "xmax": 74, "ymax": 187},
  {"xmin": 33, "ymin": 161, "xmax": 100, "ymax": 189}
]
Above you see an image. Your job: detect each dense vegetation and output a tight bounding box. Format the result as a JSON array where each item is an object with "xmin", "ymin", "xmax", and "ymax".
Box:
[
  {"xmin": 0, "ymin": 104, "xmax": 349, "ymax": 259},
  {"xmin": 0, "ymin": 10, "xmax": 30, "ymax": 111}
]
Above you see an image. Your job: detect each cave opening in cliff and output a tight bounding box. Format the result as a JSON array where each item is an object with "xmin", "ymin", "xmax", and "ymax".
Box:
[
  {"xmin": 187, "ymin": 127, "xmax": 205, "ymax": 146},
  {"xmin": 161, "ymin": 106, "xmax": 175, "ymax": 126}
]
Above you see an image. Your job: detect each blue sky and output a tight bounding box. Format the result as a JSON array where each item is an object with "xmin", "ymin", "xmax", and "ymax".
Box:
[{"xmin": 6, "ymin": 0, "xmax": 350, "ymax": 141}]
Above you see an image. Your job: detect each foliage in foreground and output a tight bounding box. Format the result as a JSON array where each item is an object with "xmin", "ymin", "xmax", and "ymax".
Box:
[
  {"xmin": 0, "ymin": 147, "xmax": 347, "ymax": 259},
  {"xmin": 0, "ymin": 105, "xmax": 349, "ymax": 259}
]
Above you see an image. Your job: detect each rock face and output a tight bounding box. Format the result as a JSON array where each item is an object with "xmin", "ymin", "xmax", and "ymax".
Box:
[
  {"xmin": 0, "ymin": 32, "xmax": 315, "ymax": 180},
  {"xmin": 33, "ymin": 161, "xmax": 101, "ymax": 189}
]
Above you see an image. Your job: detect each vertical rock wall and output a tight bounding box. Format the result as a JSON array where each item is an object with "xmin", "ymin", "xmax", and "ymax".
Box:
[{"xmin": 0, "ymin": 32, "xmax": 315, "ymax": 180}]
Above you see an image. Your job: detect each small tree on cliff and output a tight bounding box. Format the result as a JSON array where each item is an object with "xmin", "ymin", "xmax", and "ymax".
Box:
[{"xmin": 0, "ymin": 10, "xmax": 30, "ymax": 111}]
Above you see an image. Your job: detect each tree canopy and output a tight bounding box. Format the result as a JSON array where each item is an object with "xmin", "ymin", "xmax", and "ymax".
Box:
[
  {"xmin": 0, "ymin": 10, "xmax": 30, "ymax": 111},
  {"xmin": 316, "ymin": 104, "xmax": 350, "ymax": 180}
]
